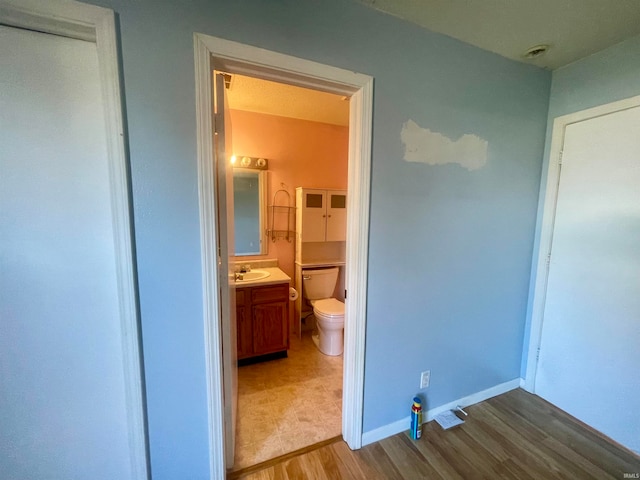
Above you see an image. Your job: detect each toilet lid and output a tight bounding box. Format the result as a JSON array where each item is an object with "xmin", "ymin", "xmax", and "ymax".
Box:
[{"xmin": 314, "ymin": 298, "xmax": 344, "ymax": 317}]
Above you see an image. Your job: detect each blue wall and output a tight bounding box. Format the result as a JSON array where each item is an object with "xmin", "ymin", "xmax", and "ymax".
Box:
[
  {"xmin": 521, "ymin": 34, "xmax": 640, "ymax": 376},
  {"xmin": 87, "ymin": 0, "xmax": 551, "ymax": 477}
]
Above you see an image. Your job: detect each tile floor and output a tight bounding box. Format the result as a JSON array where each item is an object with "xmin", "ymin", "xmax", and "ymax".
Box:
[{"xmin": 232, "ymin": 331, "xmax": 343, "ymax": 470}]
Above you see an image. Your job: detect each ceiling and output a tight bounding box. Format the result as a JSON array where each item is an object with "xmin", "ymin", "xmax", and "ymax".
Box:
[
  {"xmin": 225, "ymin": 0, "xmax": 640, "ymax": 124},
  {"xmin": 225, "ymin": 74, "xmax": 350, "ymax": 127},
  {"xmin": 358, "ymin": 0, "xmax": 640, "ymax": 70}
]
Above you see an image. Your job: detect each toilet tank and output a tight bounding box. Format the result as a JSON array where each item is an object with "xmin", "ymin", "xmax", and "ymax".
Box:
[{"xmin": 302, "ymin": 267, "xmax": 339, "ymax": 300}]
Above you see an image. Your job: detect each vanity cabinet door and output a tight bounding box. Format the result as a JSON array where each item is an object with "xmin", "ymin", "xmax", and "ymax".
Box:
[
  {"xmin": 236, "ymin": 289, "xmax": 252, "ymax": 359},
  {"xmin": 236, "ymin": 284, "xmax": 289, "ymax": 360},
  {"xmin": 236, "ymin": 304, "xmax": 253, "ymax": 359},
  {"xmin": 252, "ymin": 301, "xmax": 289, "ymax": 354}
]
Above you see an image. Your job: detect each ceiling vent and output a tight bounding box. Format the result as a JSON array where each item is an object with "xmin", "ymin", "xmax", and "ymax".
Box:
[{"xmin": 524, "ymin": 44, "xmax": 550, "ymax": 59}]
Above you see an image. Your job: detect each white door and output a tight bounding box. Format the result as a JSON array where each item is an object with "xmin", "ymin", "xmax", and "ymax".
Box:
[
  {"xmin": 214, "ymin": 72, "xmax": 238, "ymax": 467},
  {"xmin": 535, "ymin": 105, "xmax": 640, "ymax": 453},
  {"xmin": 0, "ymin": 25, "xmax": 142, "ymax": 478},
  {"xmin": 301, "ymin": 189, "xmax": 327, "ymax": 242},
  {"xmin": 326, "ymin": 191, "xmax": 347, "ymax": 242}
]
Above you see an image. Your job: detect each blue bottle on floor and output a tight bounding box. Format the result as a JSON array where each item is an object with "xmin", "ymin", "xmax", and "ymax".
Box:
[{"xmin": 410, "ymin": 397, "xmax": 422, "ymax": 440}]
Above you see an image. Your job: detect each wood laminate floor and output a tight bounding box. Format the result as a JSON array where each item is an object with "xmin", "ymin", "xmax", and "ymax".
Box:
[{"xmin": 230, "ymin": 388, "xmax": 640, "ymax": 479}]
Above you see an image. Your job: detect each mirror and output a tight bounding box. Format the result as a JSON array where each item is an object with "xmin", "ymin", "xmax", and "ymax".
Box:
[{"xmin": 233, "ymin": 168, "xmax": 267, "ymax": 256}]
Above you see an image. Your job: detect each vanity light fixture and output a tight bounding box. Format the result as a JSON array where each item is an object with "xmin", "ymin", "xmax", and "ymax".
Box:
[{"xmin": 230, "ymin": 156, "xmax": 269, "ymax": 170}]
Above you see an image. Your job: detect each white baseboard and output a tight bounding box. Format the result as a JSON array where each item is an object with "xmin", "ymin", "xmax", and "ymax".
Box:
[{"xmin": 361, "ymin": 378, "xmax": 522, "ymax": 446}]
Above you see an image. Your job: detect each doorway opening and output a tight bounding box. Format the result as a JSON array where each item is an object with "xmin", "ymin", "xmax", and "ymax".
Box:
[
  {"xmin": 194, "ymin": 33, "xmax": 373, "ymax": 478},
  {"xmin": 225, "ymin": 73, "xmax": 349, "ymax": 470}
]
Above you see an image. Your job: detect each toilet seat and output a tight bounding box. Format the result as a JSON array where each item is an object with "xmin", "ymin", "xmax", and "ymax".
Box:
[{"xmin": 313, "ymin": 298, "xmax": 344, "ymax": 320}]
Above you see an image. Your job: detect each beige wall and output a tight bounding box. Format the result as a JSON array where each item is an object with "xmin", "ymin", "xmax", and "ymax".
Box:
[{"xmin": 230, "ymin": 109, "xmax": 348, "ymax": 278}]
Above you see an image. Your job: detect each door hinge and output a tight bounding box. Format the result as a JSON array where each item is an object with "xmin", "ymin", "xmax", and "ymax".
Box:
[
  {"xmin": 546, "ymin": 253, "xmax": 551, "ymax": 268},
  {"xmin": 536, "ymin": 347, "xmax": 541, "ymax": 362},
  {"xmin": 344, "ymin": 289, "xmax": 347, "ymax": 299},
  {"xmin": 217, "ymin": 255, "xmax": 224, "ymax": 285},
  {"xmin": 558, "ymin": 150, "xmax": 563, "ymax": 166}
]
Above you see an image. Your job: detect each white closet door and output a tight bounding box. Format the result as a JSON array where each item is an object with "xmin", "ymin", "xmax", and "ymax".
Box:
[
  {"xmin": 536, "ymin": 105, "xmax": 640, "ymax": 453},
  {"xmin": 0, "ymin": 26, "xmax": 135, "ymax": 478}
]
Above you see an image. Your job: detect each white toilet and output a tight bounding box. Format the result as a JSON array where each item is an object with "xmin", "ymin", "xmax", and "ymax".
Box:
[{"xmin": 302, "ymin": 267, "xmax": 345, "ymax": 356}]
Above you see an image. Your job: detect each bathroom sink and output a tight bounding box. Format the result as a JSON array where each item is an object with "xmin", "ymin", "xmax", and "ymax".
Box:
[{"xmin": 235, "ymin": 269, "xmax": 270, "ymax": 282}]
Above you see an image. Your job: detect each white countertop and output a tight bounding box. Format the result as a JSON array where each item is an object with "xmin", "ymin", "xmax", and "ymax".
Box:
[{"xmin": 231, "ymin": 267, "xmax": 291, "ymax": 288}]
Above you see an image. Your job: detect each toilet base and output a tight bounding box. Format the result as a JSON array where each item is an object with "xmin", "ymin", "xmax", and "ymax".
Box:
[{"xmin": 312, "ymin": 330, "xmax": 343, "ymax": 356}]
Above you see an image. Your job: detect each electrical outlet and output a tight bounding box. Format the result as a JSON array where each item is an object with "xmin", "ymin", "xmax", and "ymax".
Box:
[{"xmin": 420, "ymin": 370, "xmax": 430, "ymax": 389}]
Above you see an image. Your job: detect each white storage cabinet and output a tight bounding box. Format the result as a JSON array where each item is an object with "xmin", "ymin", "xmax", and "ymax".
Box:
[{"xmin": 296, "ymin": 188, "xmax": 347, "ymax": 242}]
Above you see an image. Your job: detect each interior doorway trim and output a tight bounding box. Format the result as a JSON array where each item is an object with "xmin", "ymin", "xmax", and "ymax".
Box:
[
  {"xmin": 0, "ymin": 1, "xmax": 149, "ymax": 478},
  {"xmin": 523, "ymin": 94, "xmax": 640, "ymax": 392},
  {"xmin": 194, "ymin": 33, "xmax": 373, "ymax": 477}
]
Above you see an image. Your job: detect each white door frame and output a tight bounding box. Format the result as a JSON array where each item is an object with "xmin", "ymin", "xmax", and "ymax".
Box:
[
  {"xmin": 194, "ymin": 34, "xmax": 373, "ymax": 476},
  {"xmin": 0, "ymin": 1, "xmax": 148, "ymax": 478},
  {"xmin": 523, "ymin": 94, "xmax": 640, "ymax": 392}
]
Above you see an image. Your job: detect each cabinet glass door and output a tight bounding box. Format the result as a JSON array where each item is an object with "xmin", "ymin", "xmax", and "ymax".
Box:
[
  {"xmin": 301, "ymin": 189, "xmax": 326, "ymax": 242},
  {"xmin": 326, "ymin": 192, "xmax": 347, "ymax": 241}
]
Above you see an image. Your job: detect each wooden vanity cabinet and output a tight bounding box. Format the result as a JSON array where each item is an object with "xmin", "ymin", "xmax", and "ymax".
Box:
[{"xmin": 236, "ymin": 283, "xmax": 289, "ymax": 360}]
